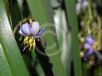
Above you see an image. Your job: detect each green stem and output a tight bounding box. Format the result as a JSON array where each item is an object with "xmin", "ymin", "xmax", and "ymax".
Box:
[{"xmin": 88, "ymin": 0, "xmax": 93, "ymax": 20}]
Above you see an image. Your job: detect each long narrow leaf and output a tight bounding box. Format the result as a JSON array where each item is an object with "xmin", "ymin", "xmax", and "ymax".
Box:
[
  {"xmin": 0, "ymin": 44, "xmax": 12, "ymax": 76},
  {"xmin": 64, "ymin": 0, "xmax": 82, "ymax": 76},
  {"xmin": 0, "ymin": 1, "xmax": 29, "ymax": 76}
]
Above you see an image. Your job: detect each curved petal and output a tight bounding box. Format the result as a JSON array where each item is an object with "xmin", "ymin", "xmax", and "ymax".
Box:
[
  {"xmin": 30, "ymin": 21, "xmax": 40, "ymax": 37},
  {"xmin": 18, "ymin": 29, "xmax": 25, "ymax": 36},
  {"xmin": 37, "ymin": 27, "xmax": 45, "ymax": 37},
  {"xmin": 85, "ymin": 36, "xmax": 94, "ymax": 45},
  {"xmin": 21, "ymin": 23, "xmax": 31, "ymax": 35},
  {"xmin": 87, "ymin": 48, "xmax": 94, "ymax": 55},
  {"xmin": 84, "ymin": 43, "xmax": 92, "ymax": 49},
  {"xmin": 84, "ymin": 47, "xmax": 94, "ymax": 59}
]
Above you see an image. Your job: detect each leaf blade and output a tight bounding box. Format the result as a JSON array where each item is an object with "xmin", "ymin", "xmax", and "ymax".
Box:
[{"xmin": 0, "ymin": 1, "xmax": 29, "ymax": 76}]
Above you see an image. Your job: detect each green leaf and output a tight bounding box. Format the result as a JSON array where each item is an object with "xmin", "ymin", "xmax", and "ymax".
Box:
[
  {"xmin": 64, "ymin": 0, "xmax": 82, "ymax": 76},
  {"xmin": 0, "ymin": 44, "xmax": 12, "ymax": 76},
  {"xmin": 0, "ymin": 1, "xmax": 29, "ymax": 76}
]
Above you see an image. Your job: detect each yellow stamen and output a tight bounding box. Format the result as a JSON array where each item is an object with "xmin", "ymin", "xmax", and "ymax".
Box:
[
  {"xmin": 22, "ymin": 36, "xmax": 35, "ymax": 51},
  {"xmin": 92, "ymin": 41, "xmax": 100, "ymax": 51},
  {"xmin": 23, "ymin": 36, "xmax": 29, "ymax": 44},
  {"xmin": 28, "ymin": 37, "xmax": 35, "ymax": 50}
]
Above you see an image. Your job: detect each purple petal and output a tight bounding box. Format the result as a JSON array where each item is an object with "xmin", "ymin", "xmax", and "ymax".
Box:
[
  {"xmin": 20, "ymin": 23, "xmax": 31, "ymax": 35},
  {"xmin": 84, "ymin": 47, "xmax": 94, "ymax": 58},
  {"xmin": 30, "ymin": 21, "xmax": 40, "ymax": 37},
  {"xmin": 87, "ymin": 48, "xmax": 94, "ymax": 55},
  {"xmin": 84, "ymin": 43, "xmax": 94, "ymax": 58},
  {"xmin": 37, "ymin": 27, "xmax": 45, "ymax": 37},
  {"xmin": 18, "ymin": 29, "xmax": 25, "ymax": 36},
  {"xmin": 84, "ymin": 43, "xmax": 92, "ymax": 49},
  {"xmin": 85, "ymin": 36, "xmax": 94, "ymax": 45}
]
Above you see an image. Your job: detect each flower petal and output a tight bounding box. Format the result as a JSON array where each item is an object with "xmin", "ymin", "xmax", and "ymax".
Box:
[
  {"xmin": 84, "ymin": 47, "xmax": 94, "ymax": 58},
  {"xmin": 21, "ymin": 23, "xmax": 31, "ymax": 35},
  {"xmin": 85, "ymin": 36, "xmax": 94, "ymax": 45},
  {"xmin": 87, "ymin": 48, "xmax": 94, "ymax": 55},
  {"xmin": 18, "ymin": 29, "xmax": 25, "ymax": 36},
  {"xmin": 37, "ymin": 27, "xmax": 45, "ymax": 37},
  {"xmin": 30, "ymin": 21, "xmax": 40, "ymax": 37},
  {"xmin": 84, "ymin": 43, "xmax": 92, "ymax": 49}
]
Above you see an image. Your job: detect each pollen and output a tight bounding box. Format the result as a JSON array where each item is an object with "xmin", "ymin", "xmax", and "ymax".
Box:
[
  {"xmin": 22, "ymin": 36, "xmax": 35, "ymax": 51},
  {"xmin": 23, "ymin": 36, "xmax": 29, "ymax": 45},
  {"xmin": 92, "ymin": 41, "xmax": 100, "ymax": 51},
  {"xmin": 29, "ymin": 37, "xmax": 35, "ymax": 50}
]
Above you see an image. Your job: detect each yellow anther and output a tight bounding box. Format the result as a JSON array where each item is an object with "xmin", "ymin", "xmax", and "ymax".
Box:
[
  {"xmin": 21, "ymin": 36, "xmax": 35, "ymax": 51},
  {"xmin": 23, "ymin": 36, "xmax": 29, "ymax": 44},
  {"xmin": 29, "ymin": 39, "xmax": 33, "ymax": 45},
  {"xmin": 24, "ymin": 36, "xmax": 29, "ymax": 41},
  {"xmin": 28, "ymin": 38, "xmax": 35, "ymax": 50},
  {"xmin": 93, "ymin": 41, "xmax": 100, "ymax": 51}
]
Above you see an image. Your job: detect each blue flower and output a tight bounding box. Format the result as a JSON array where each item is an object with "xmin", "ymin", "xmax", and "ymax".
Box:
[
  {"xmin": 83, "ymin": 36, "xmax": 95, "ymax": 59},
  {"xmin": 18, "ymin": 20, "xmax": 45, "ymax": 38},
  {"xmin": 18, "ymin": 20, "xmax": 45, "ymax": 51},
  {"xmin": 84, "ymin": 47, "xmax": 94, "ymax": 60}
]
